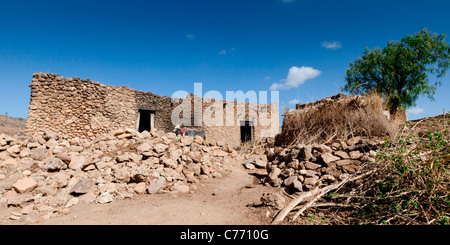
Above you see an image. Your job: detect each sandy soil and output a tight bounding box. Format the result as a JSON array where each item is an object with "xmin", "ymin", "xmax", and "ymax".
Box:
[{"xmin": 1, "ymin": 164, "xmax": 275, "ymax": 225}]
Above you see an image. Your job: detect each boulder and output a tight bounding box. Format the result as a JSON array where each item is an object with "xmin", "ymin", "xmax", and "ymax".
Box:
[
  {"xmin": 170, "ymin": 182, "xmax": 190, "ymax": 193},
  {"xmin": 7, "ymin": 145, "xmax": 21, "ymax": 155},
  {"xmin": 70, "ymin": 178, "xmax": 95, "ymax": 195},
  {"xmin": 304, "ymin": 161, "xmax": 322, "ymax": 170},
  {"xmin": 113, "ymin": 168, "xmax": 131, "ymax": 183},
  {"xmin": 55, "ymin": 152, "xmax": 71, "ymax": 164},
  {"xmin": 320, "ymin": 152, "xmax": 340, "ymax": 165},
  {"xmin": 260, "ymin": 192, "xmax": 286, "ymax": 210},
  {"xmin": 268, "ymin": 167, "xmax": 281, "ymax": 181},
  {"xmin": 12, "ymin": 177, "xmax": 38, "ymax": 194},
  {"xmin": 299, "ymin": 145, "xmax": 313, "ymax": 161},
  {"xmin": 161, "ymin": 156, "xmax": 178, "ymax": 169},
  {"xmin": 342, "ymin": 164, "xmax": 360, "ymax": 174},
  {"xmin": 31, "ymin": 148, "xmax": 49, "ymax": 161},
  {"xmin": 334, "ymin": 159, "xmax": 361, "ymax": 167},
  {"xmin": 134, "ymin": 183, "xmax": 147, "ymax": 194},
  {"xmin": 146, "ymin": 177, "xmax": 166, "ymax": 194},
  {"xmin": 314, "ymin": 144, "xmax": 332, "ymax": 153},
  {"xmin": 334, "ymin": 151, "xmax": 349, "ymax": 159},
  {"xmin": 180, "ymin": 136, "xmax": 194, "ymax": 146},
  {"xmin": 69, "ymin": 155, "xmax": 87, "ymax": 170},
  {"xmin": 137, "ymin": 143, "xmax": 151, "ymax": 155},
  {"xmin": 1, "ymin": 158, "xmax": 18, "ymax": 168},
  {"xmin": 193, "ymin": 136, "xmax": 204, "ymax": 145},
  {"xmin": 254, "ymin": 159, "xmax": 267, "ymax": 169},
  {"xmin": 97, "ymin": 192, "xmax": 113, "ymax": 204},
  {"xmin": 42, "ymin": 131, "xmax": 59, "ymax": 141},
  {"xmin": 349, "ymin": 151, "xmax": 363, "ymax": 159},
  {"xmin": 43, "ymin": 157, "xmax": 67, "ymax": 172},
  {"xmin": 154, "ymin": 143, "xmax": 168, "ymax": 154}
]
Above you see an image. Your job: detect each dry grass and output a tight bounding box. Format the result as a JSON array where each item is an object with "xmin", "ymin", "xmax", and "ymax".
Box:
[
  {"xmin": 286, "ymin": 113, "xmax": 449, "ymax": 225},
  {"xmin": 327, "ymin": 114, "xmax": 449, "ymax": 225},
  {"xmin": 275, "ymin": 93, "xmax": 398, "ymax": 146}
]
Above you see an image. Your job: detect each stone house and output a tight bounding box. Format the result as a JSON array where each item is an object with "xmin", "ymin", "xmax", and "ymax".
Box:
[{"xmin": 26, "ymin": 73, "xmax": 280, "ymax": 145}]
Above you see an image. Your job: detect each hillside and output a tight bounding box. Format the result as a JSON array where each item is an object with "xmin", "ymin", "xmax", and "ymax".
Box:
[{"xmin": 0, "ymin": 115, "xmax": 26, "ymax": 136}]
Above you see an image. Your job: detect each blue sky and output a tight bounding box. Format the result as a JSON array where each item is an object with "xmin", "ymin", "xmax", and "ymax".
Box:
[{"xmin": 1, "ymin": 0, "xmax": 449, "ymax": 120}]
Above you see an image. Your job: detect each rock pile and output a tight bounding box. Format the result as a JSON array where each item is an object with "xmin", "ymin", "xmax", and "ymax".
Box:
[
  {"xmin": 263, "ymin": 137, "xmax": 383, "ymax": 192},
  {"xmin": 0, "ymin": 128, "xmax": 242, "ymax": 223}
]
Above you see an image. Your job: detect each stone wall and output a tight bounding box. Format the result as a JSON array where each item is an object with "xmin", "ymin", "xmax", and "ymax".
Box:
[
  {"xmin": 26, "ymin": 73, "xmax": 137, "ymax": 138},
  {"xmin": 135, "ymin": 91, "xmax": 173, "ymax": 133},
  {"xmin": 26, "ymin": 73, "xmax": 280, "ymax": 145},
  {"xmin": 177, "ymin": 96, "xmax": 280, "ymax": 146}
]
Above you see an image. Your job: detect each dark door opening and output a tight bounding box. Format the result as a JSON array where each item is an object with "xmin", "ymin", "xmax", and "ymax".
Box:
[
  {"xmin": 240, "ymin": 121, "xmax": 253, "ymax": 143},
  {"xmin": 138, "ymin": 110, "xmax": 155, "ymax": 133}
]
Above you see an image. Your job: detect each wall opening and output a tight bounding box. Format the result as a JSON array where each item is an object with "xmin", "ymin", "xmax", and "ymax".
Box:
[
  {"xmin": 240, "ymin": 120, "xmax": 253, "ymax": 143},
  {"xmin": 137, "ymin": 110, "xmax": 155, "ymax": 132}
]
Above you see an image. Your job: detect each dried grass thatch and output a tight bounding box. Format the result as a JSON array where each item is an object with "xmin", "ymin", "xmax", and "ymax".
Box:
[{"xmin": 275, "ymin": 93, "xmax": 399, "ymax": 146}]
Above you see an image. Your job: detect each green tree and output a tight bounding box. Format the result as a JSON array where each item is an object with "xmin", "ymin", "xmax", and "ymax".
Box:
[{"xmin": 343, "ymin": 29, "xmax": 450, "ymax": 116}]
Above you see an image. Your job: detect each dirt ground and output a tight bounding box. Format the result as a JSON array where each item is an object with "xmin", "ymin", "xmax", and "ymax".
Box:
[{"xmin": 0, "ymin": 164, "xmax": 276, "ymax": 225}]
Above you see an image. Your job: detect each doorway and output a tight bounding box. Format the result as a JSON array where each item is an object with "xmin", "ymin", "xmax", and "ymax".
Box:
[
  {"xmin": 240, "ymin": 121, "xmax": 253, "ymax": 143},
  {"xmin": 137, "ymin": 110, "xmax": 155, "ymax": 133}
]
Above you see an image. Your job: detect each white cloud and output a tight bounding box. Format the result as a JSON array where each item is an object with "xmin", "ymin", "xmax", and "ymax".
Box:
[
  {"xmin": 186, "ymin": 34, "xmax": 195, "ymax": 39},
  {"xmin": 218, "ymin": 48, "xmax": 236, "ymax": 55},
  {"xmin": 264, "ymin": 76, "xmax": 271, "ymax": 81},
  {"xmin": 288, "ymin": 99, "xmax": 301, "ymax": 105},
  {"xmin": 218, "ymin": 50, "xmax": 227, "ymax": 55},
  {"xmin": 270, "ymin": 66, "xmax": 321, "ymax": 91},
  {"xmin": 321, "ymin": 41, "xmax": 342, "ymax": 50},
  {"xmin": 406, "ymin": 107, "xmax": 424, "ymax": 116}
]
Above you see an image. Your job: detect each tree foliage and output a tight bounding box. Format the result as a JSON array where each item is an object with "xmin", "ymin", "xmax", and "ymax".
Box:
[{"xmin": 343, "ymin": 29, "xmax": 450, "ymax": 115}]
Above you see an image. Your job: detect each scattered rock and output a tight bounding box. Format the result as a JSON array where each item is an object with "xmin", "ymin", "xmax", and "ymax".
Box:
[
  {"xmin": 170, "ymin": 182, "xmax": 190, "ymax": 193},
  {"xmin": 13, "ymin": 177, "xmax": 38, "ymax": 194},
  {"xmin": 1, "ymin": 158, "xmax": 17, "ymax": 168},
  {"xmin": 334, "ymin": 151, "xmax": 349, "ymax": 159},
  {"xmin": 243, "ymin": 162, "xmax": 255, "ymax": 170},
  {"xmin": 254, "ymin": 159, "xmax": 267, "ymax": 168},
  {"xmin": 134, "ymin": 182, "xmax": 146, "ymax": 194},
  {"xmin": 304, "ymin": 161, "xmax": 322, "ymax": 170},
  {"xmin": 69, "ymin": 155, "xmax": 87, "ymax": 170},
  {"xmin": 314, "ymin": 144, "xmax": 332, "ymax": 153},
  {"xmin": 43, "ymin": 157, "xmax": 67, "ymax": 172},
  {"xmin": 137, "ymin": 143, "xmax": 151, "ymax": 154},
  {"xmin": 0, "ymin": 126, "xmax": 245, "ymax": 223},
  {"xmin": 154, "ymin": 143, "xmax": 168, "ymax": 153},
  {"xmin": 349, "ymin": 151, "xmax": 363, "ymax": 159},
  {"xmin": 146, "ymin": 177, "xmax": 166, "ymax": 194},
  {"xmin": 65, "ymin": 197, "xmax": 79, "ymax": 208},
  {"xmin": 335, "ymin": 159, "xmax": 361, "ymax": 167},
  {"xmin": 97, "ymin": 192, "xmax": 113, "ymax": 204},
  {"xmin": 264, "ymin": 139, "xmax": 381, "ymax": 193},
  {"xmin": 260, "ymin": 192, "xmax": 286, "ymax": 210},
  {"xmin": 180, "ymin": 136, "xmax": 194, "ymax": 146},
  {"xmin": 321, "ymin": 152, "xmax": 340, "ymax": 165},
  {"xmin": 268, "ymin": 167, "xmax": 281, "ymax": 182},
  {"xmin": 70, "ymin": 178, "xmax": 95, "ymax": 195}
]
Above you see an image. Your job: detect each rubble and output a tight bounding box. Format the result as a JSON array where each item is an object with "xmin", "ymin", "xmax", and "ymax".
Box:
[
  {"xmin": 0, "ymin": 128, "xmax": 243, "ymax": 223},
  {"xmin": 263, "ymin": 137, "xmax": 383, "ymax": 192}
]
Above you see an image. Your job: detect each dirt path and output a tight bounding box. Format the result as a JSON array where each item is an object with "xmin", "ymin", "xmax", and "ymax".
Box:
[{"xmin": 24, "ymin": 165, "xmax": 272, "ymax": 225}]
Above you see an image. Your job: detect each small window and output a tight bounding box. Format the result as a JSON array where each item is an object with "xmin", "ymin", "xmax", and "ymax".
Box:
[
  {"xmin": 137, "ymin": 110, "xmax": 155, "ymax": 132},
  {"xmin": 240, "ymin": 121, "xmax": 253, "ymax": 143}
]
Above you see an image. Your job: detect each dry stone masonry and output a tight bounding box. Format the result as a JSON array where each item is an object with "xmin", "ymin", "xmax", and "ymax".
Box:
[
  {"xmin": 26, "ymin": 73, "xmax": 280, "ymax": 146},
  {"xmin": 27, "ymin": 73, "xmax": 137, "ymax": 138},
  {"xmin": 262, "ymin": 137, "xmax": 383, "ymax": 192}
]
